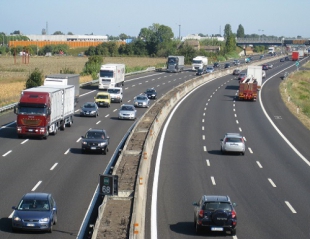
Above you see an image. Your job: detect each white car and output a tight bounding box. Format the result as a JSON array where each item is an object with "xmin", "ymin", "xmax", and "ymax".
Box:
[
  {"xmin": 262, "ymin": 70, "xmax": 266, "ymax": 78},
  {"xmin": 107, "ymin": 87, "xmax": 123, "ymax": 103}
]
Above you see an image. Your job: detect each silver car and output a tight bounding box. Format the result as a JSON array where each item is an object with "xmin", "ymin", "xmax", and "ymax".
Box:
[
  {"xmin": 134, "ymin": 94, "xmax": 150, "ymax": 108},
  {"xmin": 118, "ymin": 104, "xmax": 137, "ymax": 120},
  {"xmin": 220, "ymin": 133, "xmax": 245, "ymax": 155},
  {"xmin": 206, "ymin": 66, "xmax": 214, "ymax": 73}
]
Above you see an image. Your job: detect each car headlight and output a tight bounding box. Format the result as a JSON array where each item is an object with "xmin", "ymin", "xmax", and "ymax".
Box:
[
  {"xmin": 91, "ymin": 111, "xmax": 96, "ymax": 114},
  {"xmin": 152, "ymin": 94, "xmax": 155, "ymax": 96},
  {"xmin": 13, "ymin": 216, "xmax": 21, "ymax": 222},
  {"xmin": 82, "ymin": 141, "xmax": 87, "ymax": 145},
  {"xmin": 99, "ymin": 142, "xmax": 107, "ymax": 146},
  {"xmin": 39, "ymin": 218, "xmax": 50, "ymax": 223}
]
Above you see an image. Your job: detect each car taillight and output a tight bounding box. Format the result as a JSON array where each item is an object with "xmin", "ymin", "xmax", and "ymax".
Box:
[
  {"xmin": 199, "ymin": 210, "xmax": 204, "ymax": 218},
  {"xmin": 225, "ymin": 138, "xmax": 228, "ymax": 143},
  {"xmin": 241, "ymin": 137, "xmax": 244, "ymax": 143},
  {"xmin": 231, "ymin": 210, "xmax": 236, "ymax": 219}
]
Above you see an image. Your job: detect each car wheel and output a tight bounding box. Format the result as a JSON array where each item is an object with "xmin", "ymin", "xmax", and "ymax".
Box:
[
  {"xmin": 241, "ymin": 152, "xmax": 245, "ymax": 156},
  {"xmin": 195, "ymin": 223, "xmax": 202, "ymax": 235},
  {"xmin": 103, "ymin": 147, "xmax": 107, "ymax": 155},
  {"xmin": 48, "ymin": 224, "xmax": 53, "ymax": 233},
  {"xmin": 231, "ymin": 228, "xmax": 236, "ymax": 236},
  {"xmin": 12, "ymin": 227, "xmax": 19, "ymax": 233}
]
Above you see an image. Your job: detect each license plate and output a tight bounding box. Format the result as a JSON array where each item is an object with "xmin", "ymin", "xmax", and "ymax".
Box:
[
  {"xmin": 28, "ymin": 129, "xmax": 33, "ymax": 132},
  {"xmin": 27, "ymin": 223, "xmax": 35, "ymax": 227},
  {"xmin": 91, "ymin": 147, "xmax": 96, "ymax": 150},
  {"xmin": 100, "ymin": 103, "xmax": 103, "ymax": 105},
  {"xmin": 86, "ymin": 112, "xmax": 89, "ymax": 114},
  {"xmin": 211, "ymin": 227, "xmax": 223, "ymax": 231}
]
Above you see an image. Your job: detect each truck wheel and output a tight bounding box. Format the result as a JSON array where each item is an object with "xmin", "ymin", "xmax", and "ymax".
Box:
[
  {"xmin": 53, "ymin": 126, "xmax": 58, "ymax": 135},
  {"xmin": 60, "ymin": 122, "xmax": 65, "ymax": 131}
]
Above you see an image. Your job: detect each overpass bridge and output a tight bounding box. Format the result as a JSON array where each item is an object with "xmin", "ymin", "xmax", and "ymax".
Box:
[{"xmin": 236, "ymin": 38, "xmax": 310, "ymax": 47}]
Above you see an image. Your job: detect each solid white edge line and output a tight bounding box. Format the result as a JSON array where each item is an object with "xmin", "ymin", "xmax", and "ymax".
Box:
[
  {"xmin": 31, "ymin": 181, "xmax": 42, "ymax": 191},
  {"xmin": 259, "ymin": 63, "xmax": 310, "ymax": 166},
  {"xmin": 151, "ymin": 77, "xmax": 218, "ymax": 239},
  {"xmin": 268, "ymin": 178, "xmax": 277, "ymax": 187},
  {"xmin": 285, "ymin": 201, "xmax": 297, "ymax": 213},
  {"xmin": 50, "ymin": 163, "xmax": 58, "ymax": 170}
]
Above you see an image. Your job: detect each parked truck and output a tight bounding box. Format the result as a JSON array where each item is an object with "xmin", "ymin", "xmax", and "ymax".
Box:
[
  {"xmin": 166, "ymin": 56, "xmax": 184, "ymax": 73},
  {"xmin": 247, "ymin": 65, "xmax": 262, "ymax": 90},
  {"xmin": 239, "ymin": 76, "xmax": 258, "ymax": 101},
  {"xmin": 14, "ymin": 85, "xmax": 75, "ymax": 139},
  {"xmin": 291, "ymin": 51, "xmax": 299, "ymax": 61},
  {"xmin": 98, "ymin": 64, "xmax": 125, "ymax": 90},
  {"xmin": 192, "ymin": 56, "xmax": 208, "ymax": 71},
  {"xmin": 44, "ymin": 74, "xmax": 80, "ymax": 105}
]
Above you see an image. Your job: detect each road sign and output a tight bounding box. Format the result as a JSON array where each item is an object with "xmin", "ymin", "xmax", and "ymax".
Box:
[
  {"xmin": 99, "ymin": 174, "xmax": 118, "ymax": 196},
  {"xmin": 295, "ymin": 61, "xmax": 300, "ymax": 67}
]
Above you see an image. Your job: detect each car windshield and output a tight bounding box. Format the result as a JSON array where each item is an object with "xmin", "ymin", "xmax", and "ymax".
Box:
[
  {"xmin": 146, "ymin": 89, "xmax": 155, "ymax": 93},
  {"xmin": 86, "ymin": 132, "xmax": 104, "ymax": 139},
  {"xmin": 108, "ymin": 89, "xmax": 120, "ymax": 94},
  {"xmin": 83, "ymin": 103, "xmax": 95, "ymax": 108},
  {"xmin": 121, "ymin": 106, "xmax": 134, "ymax": 111},
  {"xmin": 203, "ymin": 202, "xmax": 232, "ymax": 212},
  {"xmin": 96, "ymin": 95, "xmax": 108, "ymax": 99},
  {"xmin": 18, "ymin": 199, "xmax": 50, "ymax": 211},
  {"xmin": 137, "ymin": 96, "xmax": 147, "ymax": 100},
  {"xmin": 226, "ymin": 137, "xmax": 242, "ymax": 142},
  {"xmin": 207, "ymin": 67, "xmax": 213, "ymax": 70}
]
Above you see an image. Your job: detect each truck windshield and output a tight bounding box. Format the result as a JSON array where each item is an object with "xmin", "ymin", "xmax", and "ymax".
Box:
[
  {"xmin": 168, "ymin": 58, "xmax": 177, "ymax": 64},
  {"xmin": 192, "ymin": 60, "xmax": 202, "ymax": 64},
  {"xmin": 102, "ymin": 79, "xmax": 111, "ymax": 83},
  {"xmin": 18, "ymin": 106, "xmax": 47, "ymax": 115},
  {"xmin": 100, "ymin": 70, "xmax": 114, "ymax": 78}
]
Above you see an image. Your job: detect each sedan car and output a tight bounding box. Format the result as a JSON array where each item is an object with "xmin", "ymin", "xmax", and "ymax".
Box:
[
  {"xmin": 206, "ymin": 66, "xmax": 214, "ymax": 73},
  {"xmin": 233, "ymin": 69, "xmax": 241, "ymax": 75},
  {"xmin": 144, "ymin": 88, "xmax": 157, "ymax": 99},
  {"xmin": 118, "ymin": 104, "xmax": 137, "ymax": 120},
  {"xmin": 220, "ymin": 133, "xmax": 245, "ymax": 155},
  {"xmin": 224, "ymin": 63, "xmax": 231, "ymax": 68},
  {"xmin": 213, "ymin": 62, "xmax": 220, "ymax": 68},
  {"xmin": 233, "ymin": 60, "xmax": 240, "ymax": 65},
  {"xmin": 285, "ymin": 56, "xmax": 290, "ymax": 61},
  {"xmin": 280, "ymin": 58, "xmax": 285, "ymax": 62},
  {"xmin": 262, "ymin": 64, "xmax": 269, "ymax": 70},
  {"xmin": 80, "ymin": 102, "xmax": 99, "ymax": 117},
  {"xmin": 12, "ymin": 192, "xmax": 57, "ymax": 233},
  {"xmin": 81, "ymin": 128, "xmax": 110, "ymax": 154},
  {"xmin": 193, "ymin": 195, "xmax": 237, "ymax": 235},
  {"xmin": 134, "ymin": 94, "xmax": 150, "ymax": 108},
  {"xmin": 238, "ymin": 73, "xmax": 247, "ymax": 82}
]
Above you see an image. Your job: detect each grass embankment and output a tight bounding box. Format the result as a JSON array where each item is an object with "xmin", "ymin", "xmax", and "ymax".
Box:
[
  {"xmin": 280, "ymin": 61, "xmax": 310, "ymax": 130},
  {"xmin": 0, "ymin": 56, "xmax": 166, "ymax": 107}
]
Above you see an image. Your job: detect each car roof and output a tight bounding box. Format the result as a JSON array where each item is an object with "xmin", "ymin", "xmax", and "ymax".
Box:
[
  {"xmin": 121, "ymin": 104, "xmax": 134, "ymax": 108},
  {"xmin": 203, "ymin": 195, "xmax": 231, "ymax": 203},
  {"xmin": 225, "ymin": 133, "xmax": 242, "ymax": 137},
  {"xmin": 108, "ymin": 87, "xmax": 122, "ymax": 90},
  {"xmin": 97, "ymin": 92, "xmax": 109, "ymax": 95},
  {"xmin": 22, "ymin": 192, "xmax": 50, "ymax": 200},
  {"xmin": 87, "ymin": 128, "xmax": 105, "ymax": 133}
]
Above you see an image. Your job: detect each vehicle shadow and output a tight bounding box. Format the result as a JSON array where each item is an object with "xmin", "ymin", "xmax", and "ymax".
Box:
[
  {"xmin": 225, "ymin": 85, "xmax": 239, "ymax": 90},
  {"xmin": 169, "ymin": 222, "xmax": 228, "ymax": 237},
  {"xmin": 81, "ymin": 85, "xmax": 98, "ymax": 90},
  {"xmin": 0, "ymin": 217, "xmax": 12, "ymax": 233}
]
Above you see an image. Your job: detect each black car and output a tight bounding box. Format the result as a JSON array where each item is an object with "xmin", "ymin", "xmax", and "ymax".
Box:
[
  {"xmin": 224, "ymin": 63, "xmax": 230, "ymax": 68},
  {"xmin": 285, "ymin": 56, "xmax": 290, "ymax": 61},
  {"xmin": 80, "ymin": 102, "xmax": 99, "ymax": 117},
  {"xmin": 144, "ymin": 88, "xmax": 157, "ymax": 99},
  {"xmin": 81, "ymin": 129, "xmax": 110, "ymax": 154},
  {"xmin": 213, "ymin": 62, "xmax": 220, "ymax": 68},
  {"xmin": 280, "ymin": 58, "xmax": 285, "ymax": 62},
  {"xmin": 196, "ymin": 68, "xmax": 205, "ymax": 76},
  {"xmin": 193, "ymin": 195, "xmax": 237, "ymax": 235}
]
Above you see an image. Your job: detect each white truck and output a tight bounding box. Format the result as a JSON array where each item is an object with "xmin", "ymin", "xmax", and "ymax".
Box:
[
  {"xmin": 247, "ymin": 66, "xmax": 262, "ymax": 90},
  {"xmin": 268, "ymin": 47, "xmax": 275, "ymax": 55},
  {"xmin": 98, "ymin": 64, "xmax": 125, "ymax": 90},
  {"xmin": 192, "ymin": 56, "xmax": 208, "ymax": 71},
  {"xmin": 298, "ymin": 49, "xmax": 304, "ymax": 59},
  {"xmin": 44, "ymin": 74, "xmax": 80, "ymax": 105},
  {"xmin": 166, "ymin": 56, "xmax": 184, "ymax": 73}
]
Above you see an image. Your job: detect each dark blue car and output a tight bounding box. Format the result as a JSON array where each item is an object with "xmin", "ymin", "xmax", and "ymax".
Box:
[{"xmin": 12, "ymin": 192, "xmax": 57, "ymax": 233}]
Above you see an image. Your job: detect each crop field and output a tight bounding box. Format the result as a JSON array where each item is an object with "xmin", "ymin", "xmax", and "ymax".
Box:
[
  {"xmin": 280, "ymin": 61, "xmax": 310, "ymax": 130},
  {"xmin": 0, "ymin": 56, "xmax": 166, "ymax": 106}
]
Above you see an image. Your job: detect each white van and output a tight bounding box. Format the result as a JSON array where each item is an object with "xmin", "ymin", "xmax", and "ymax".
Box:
[{"xmin": 107, "ymin": 87, "xmax": 123, "ymax": 103}]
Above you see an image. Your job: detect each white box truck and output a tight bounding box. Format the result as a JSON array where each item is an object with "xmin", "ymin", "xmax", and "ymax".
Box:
[
  {"xmin": 192, "ymin": 56, "xmax": 208, "ymax": 71},
  {"xmin": 98, "ymin": 64, "xmax": 125, "ymax": 90},
  {"xmin": 44, "ymin": 74, "xmax": 80, "ymax": 105},
  {"xmin": 247, "ymin": 66, "xmax": 262, "ymax": 90},
  {"xmin": 167, "ymin": 56, "xmax": 184, "ymax": 73}
]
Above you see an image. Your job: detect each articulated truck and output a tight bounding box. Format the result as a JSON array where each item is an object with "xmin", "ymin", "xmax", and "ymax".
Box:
[
  {"xmin": 14, "ymin": 85, "xmax": 75, "ymax": 139},
  {"xmin": 98, "ymin": 64, "xmax": 125, "ymax": 90},
  {"xmin": 239, "ymin": 76, "xmax": 258, "ymax": 101},
  {"xmin": 192, "ymin": 56, "xmax": 208, "ymax": 71},
  {"xmin": 167, "ymin": 56, "xmax": 184, "ymax": 73},
  {"xmin": 247, "ymin": 66, "xmax": 262, "ymax": 90}
]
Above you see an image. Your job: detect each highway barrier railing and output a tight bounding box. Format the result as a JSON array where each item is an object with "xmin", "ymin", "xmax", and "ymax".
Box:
[{"xmin": 90, "ymin": 55, "xmax": 284, "ymax": 239}]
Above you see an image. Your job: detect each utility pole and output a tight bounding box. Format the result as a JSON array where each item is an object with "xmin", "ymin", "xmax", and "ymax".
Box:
[{"xmin": 178, "ymin": 25, "xmax": 181, "ymax": 40}]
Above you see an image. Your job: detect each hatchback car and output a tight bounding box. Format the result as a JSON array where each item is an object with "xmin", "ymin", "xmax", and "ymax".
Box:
[
  {"xmin": 12, "ymin": 192, "xmax": 57, "ymax": 233},
  {"xmin": 196, "ymin": 68, "xmax": 205, "ymax": 76},
  {"xmin": 220, "ymin": 133, "xmax": 245, "ymax": 155},
  {"xmin": 280, "ymin": 58, "xmax": 285, "ymax": 62},
  {"xmin": 94, "ymin": 92, "xmax": 111, "ymax": 107},
  {"xmin": 233, "ymin": 69, "xmax": 241, "ymax": 75},
  {"xmin": 134, "ymin": 94, "xmax": 150, "ymax": 108},
  {"xmin": 144, "ymin": 88, "xmax": 157, "ymax": 99},
  {"xmin": 233, "ymin": 60, "xmax": 240, "ymax": 65},
  {"xmin": 262, "ymin": 64, "xmax": 269, "ymax": 70},
  {"xmin": 118, "ymin": 104, "xmax": 137, "ymax": 120},
  {"xmin": 285, "ymin": 56, "xmax": 290, "ymax": 61},
  {"xmin": 213, "ymin": 62, "xmax": 220, "ymax": 68},
  {"xmin": 193, "ymin": 195, "xmax": 237, "ymax": 235},
  {"xmin": 224, "ymin": 63, "xmax": 230, "ymax": 68},
  {"xmin": 206, "ymin": 66, "xmax": 215, "ymax": 73},
  {"xmin": 80, "ymin": 102, "xmax": 99, "ymax": 117},
  {"xmin": 81, "ymin": 128, "xmax": 110, "ymax": 154}
]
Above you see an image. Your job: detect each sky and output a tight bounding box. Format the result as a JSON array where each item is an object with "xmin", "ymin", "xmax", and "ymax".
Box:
[{"xmin": 1, "ymin": 0, "xmax": 309, "ymax": 38}]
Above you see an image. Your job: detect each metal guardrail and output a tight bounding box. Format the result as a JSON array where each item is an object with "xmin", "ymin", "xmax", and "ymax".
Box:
[{"xmin": 0, "ymin": 67, "xmax": 157, "ymax": 113}]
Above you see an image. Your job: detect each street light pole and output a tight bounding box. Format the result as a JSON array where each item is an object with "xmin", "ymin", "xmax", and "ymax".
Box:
[{"xmin": 178, "ymin": 25, "xmax": 181, "ymax": 40}]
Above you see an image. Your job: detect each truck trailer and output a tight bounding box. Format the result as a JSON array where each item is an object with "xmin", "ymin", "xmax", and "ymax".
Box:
[
  {"xmin": 98, "ymin": 64, "xmax": 125, "ymax": 90},
  {"xmin": 192, "ymin": 56, "xmax": 208, "ymax": 71},
  {"xmin": 167, "ymin": 56, "xmax": 184, "ymax": 73},
  {"xmin": 14, "ymin": 85, "xmax": 75, "ymax": 139},
  {"xmin": 239, "ymin": 77, "xmax": 258, "ymax": 101},
  {"xmin": 291, "ymin": 51, "xmax": 299, "ymax": 61},
  {"xmin": 44, "ymin": 74, "xmax": 80, "ymax": 105},
  {"xmin": 247, "ymin": 65, "xmax": 262, "ymax": 90}
]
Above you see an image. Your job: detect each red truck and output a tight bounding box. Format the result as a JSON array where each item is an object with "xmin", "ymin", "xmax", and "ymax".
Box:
[
  {"xmin": 291, "ymin": 51, "xmax": 299, "ymax": 61},
  {"xmin": 14, "ymin": 85, "xmax": 75, "ymax": 139},
  {"xmin": 238, "ymin": 77, "xmax": 258, "ymax": 101}
]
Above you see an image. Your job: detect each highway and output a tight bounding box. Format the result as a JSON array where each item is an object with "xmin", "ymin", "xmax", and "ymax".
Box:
[{"xmin": 145, "ymin": 57, "xmax": 310, "ymax": 239}]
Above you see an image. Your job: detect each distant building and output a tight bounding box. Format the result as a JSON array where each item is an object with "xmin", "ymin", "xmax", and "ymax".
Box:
[
  {"xmin": 182, "ymin": 34, "xmax": 224, "ymax": 42},
  {"xmin": 25, "ymin": 34, "xmax": 108, "ymax": 42}
]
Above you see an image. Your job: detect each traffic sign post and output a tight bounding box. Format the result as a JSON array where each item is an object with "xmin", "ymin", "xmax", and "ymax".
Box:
[
  {"xmin": 295, "ymin": 61, "xmax": 299, "ymax": 70},
  {"xmin": 99, "ymin": 174, "xmax": 118, "ymax": 196}
]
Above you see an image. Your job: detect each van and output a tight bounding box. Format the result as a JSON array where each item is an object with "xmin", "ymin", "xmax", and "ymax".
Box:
[
  {"xmin": 107, "ymin": 87, "xmax": 123, "ymax": 103},
  {"xmin": 94, "ymin": 92, "xmax": 111, "ymax": 107}
]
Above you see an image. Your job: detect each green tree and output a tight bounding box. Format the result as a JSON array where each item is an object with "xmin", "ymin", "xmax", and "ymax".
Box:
[
  {"xmin": 53, "ymin": 31, "xmax": 64, "ymax": 35},
  {"xmin": 236, "ymin": 24, "xmax": 245, "ymax": 38},
  {"xmin": 224, "ymin": 24, "xmax": 232, "ymax": 39},
  {"xmin": 25, "ymin": 68, "xmax": 43, "ymax": 89},
  {"xmin": 225, "ymin": 34, "xmax": 236, "ymax": 53},
  {"xmin": 82, "ymin": 55, "xmax": 103, "ymax": 79},
  {"xmin": 177, "ymin": 42, "xmax": 196, "ymax": 64},
  {"xmin": 119, "ymin": 33, "xmax": 128, "ymax": 41},
  {"xmin": 67, "ymin": 32, "xmax": 74, "ymax": 35}
]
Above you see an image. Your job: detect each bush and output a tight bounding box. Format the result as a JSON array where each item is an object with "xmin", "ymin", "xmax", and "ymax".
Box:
[
  {"xmin": 25, "ymin": 68, "xmax": 43, "ymax": 89},
  {"xmin": 81, "ymin": 55, "xmax": 103, "ymax": 79}
]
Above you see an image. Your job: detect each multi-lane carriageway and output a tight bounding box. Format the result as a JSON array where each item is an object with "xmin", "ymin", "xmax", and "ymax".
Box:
[{"xmin": 0, "ymin": 55, "xmax": 309, "ymax": 239}]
